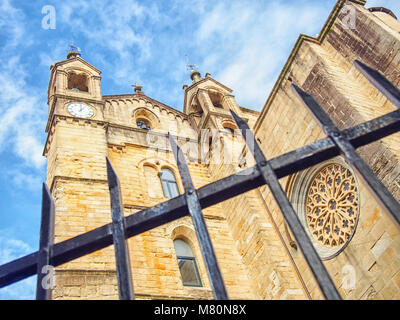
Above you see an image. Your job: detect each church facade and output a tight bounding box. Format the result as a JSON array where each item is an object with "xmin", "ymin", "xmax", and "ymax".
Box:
[{"xmin": 44, "ymin": 0, "xmax": 400, "ymax": 299}]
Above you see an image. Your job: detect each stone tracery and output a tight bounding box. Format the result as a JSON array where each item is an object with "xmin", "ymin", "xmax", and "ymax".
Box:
[{"xmin": 305, "ymin": 163, "xmax": 359, "ymax": 248}]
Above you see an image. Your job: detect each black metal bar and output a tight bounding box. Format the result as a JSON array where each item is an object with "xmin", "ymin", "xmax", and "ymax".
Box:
[
  {"xmin": 2, "ymin": 108, "xmax": 400, "ymax": 288},
  {"xmin": 230, "ymin": 110, "xmax": 341, "ymax": 300},
  {"xmin": 35, "ymin": 183, "xmax": 55, "ymax": 300},
  {"xmin": 106, "ymin": 157, "xmax": 134, "ymax": 300},
  {"xmin": 354, "ymin": 60, "xmax": 400, "ymax": 109},
  {"xmin": 292, "ymin": 83, "xmax": 400, "ymax": 228},
  {"xmin": 168, "ymin": 134, "xmax": 229, "ymax": 300}
]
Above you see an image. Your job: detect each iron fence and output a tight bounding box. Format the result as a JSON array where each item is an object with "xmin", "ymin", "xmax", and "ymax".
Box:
[{"xmin": 0, "ymin": 60, "xmax": 400, "ymax": 300}]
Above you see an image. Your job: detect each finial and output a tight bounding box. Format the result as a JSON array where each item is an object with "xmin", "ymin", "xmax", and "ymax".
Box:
[
  {"xmin": 131, "ymin": 83, "xmax": 143, "ymax": 94},
  {"xmin": 190, "ymin": 70, "xmax": 202, "ymax": 82}
]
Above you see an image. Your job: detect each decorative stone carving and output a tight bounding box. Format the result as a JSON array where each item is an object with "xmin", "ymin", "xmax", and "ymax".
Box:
[
  {"xmin": 289, "ymin": 157, "xmax": 360, "ymax": 259},
  {"xmin": 305, "ymin": 163, "xmax": 359, "ymax": 248}
]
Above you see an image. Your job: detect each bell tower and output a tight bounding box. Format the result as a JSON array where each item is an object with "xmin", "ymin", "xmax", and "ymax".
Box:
[
  {"xmin": 182, "ymin": 70, "xmax": 248, "ymax": 167},
  {"xmin": 44, "ymin": 51, "xmax": 112, "ymax": 296},
  {"xmin": 46, "ymin": 49, "xmax": 102, "ymax": 127},
  {"xmin": 183, "ymin": 70, "xmax": 245, "ymax": 132}
]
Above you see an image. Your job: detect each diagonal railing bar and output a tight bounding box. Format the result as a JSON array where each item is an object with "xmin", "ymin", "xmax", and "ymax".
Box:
[
  {"xmin": 35, "ymin": 183, "xmax": 55, "ymax": 300},
  {"xmin": 168, "ymin": 134, "xmax": 229, "ymax": 300},
  {"xmin": 1, "ymin": 101, "xmax": 400, "ymax": 290},
  {"xmin": 292, "ymin": 83, "xmax": 400, "ymax": 228},
  {"xmin": 106, "ymin": 157, "xmax": 134, "ymax": 300},
  {"xmin": 230, "ymin": 110, "xmax": 341, "ymax": 300},
  {"xmin": 354, "ymin": 60, "xmax": 400, "ymax": 109}
]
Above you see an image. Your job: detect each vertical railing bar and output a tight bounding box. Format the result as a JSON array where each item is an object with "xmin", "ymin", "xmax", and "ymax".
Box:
[
  {"xmin": 230, "ymin": 110, "xmax": 341, "ymax": 300},
  {"xmin": 354, "ymin": 60, "xmax": 400, "ymax": 109},
  {"xmin": 168, "ymin": 134, "xmax": 229, "ymax": 300},
  {"xmin": 292, "ymin": 84, "xmax": 400, "ymax": 228},
  {"xmin": 36, "ymin": 183, "xmax": 55, "ymax": 300},
  {"xmin": 106, "ymin": 157, "xmax": 135, "ymax": 300}
]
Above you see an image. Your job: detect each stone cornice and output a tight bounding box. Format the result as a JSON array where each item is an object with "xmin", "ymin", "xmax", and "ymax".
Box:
[
  {"xmin": 253, "ymin": 0, "xmax": 366, "ymax": 133},
  {"xmin": 43, "ymin": 113, "xmax": 198, "ymax": 157},
  {"xmin": 49, "ymin": 93, "xmax": 105, "ymax": 106},
  {"xmin": 50, "ymin": 175, "xmax": 108, "ymax": 193}
]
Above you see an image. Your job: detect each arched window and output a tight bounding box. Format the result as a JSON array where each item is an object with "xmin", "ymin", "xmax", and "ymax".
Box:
[
  {"xmin": 160, "ymin": 168, "xmax": 179, "ymax": 198},
  {"xmin": 173, "ymin": 239, "xmax": 202, "ymax": 287},
  {"xmin": 137, "ymin": 119, "xmax": 151, "ymax": 130},
  {"xmin": 67, "ymin": 72, "xmax": 88, "ymax": 92}
]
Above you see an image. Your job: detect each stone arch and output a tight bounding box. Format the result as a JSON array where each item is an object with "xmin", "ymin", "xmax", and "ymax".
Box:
[
  {"xmin": 133, "ymin": 107, "xmax": 160, "ymax": 130},
  {"xmin": 221, "ymin": 120, "xmax": 238, "ymax": 133}
]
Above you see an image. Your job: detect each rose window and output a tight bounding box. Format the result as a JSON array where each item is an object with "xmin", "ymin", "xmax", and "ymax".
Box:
[{"xmin": 305, "ymin": 163, "xmax": 359, "ymax": 248}]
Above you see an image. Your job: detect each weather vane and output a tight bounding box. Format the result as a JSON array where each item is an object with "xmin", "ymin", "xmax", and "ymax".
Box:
[
  {"xmin": 185, "ymin": 55, "xmax": 199, "ymax": 71},
  {"xmin": 131, "ymin": 82, "xmax": 143, "ymax": 94},
  {"xmin": 69, "ymin": 44, "xmax": 81, "ymax": 52}
]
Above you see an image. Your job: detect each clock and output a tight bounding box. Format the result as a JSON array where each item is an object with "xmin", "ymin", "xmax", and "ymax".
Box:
[{"xmin": 67, "ymin": 103, "xmax": 94, "ymax": 118}]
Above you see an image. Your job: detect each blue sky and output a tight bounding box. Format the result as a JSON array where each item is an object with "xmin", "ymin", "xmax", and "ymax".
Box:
[{"xmin": 0, "ymin": 0, "xmax": 399, "ymax": 300}]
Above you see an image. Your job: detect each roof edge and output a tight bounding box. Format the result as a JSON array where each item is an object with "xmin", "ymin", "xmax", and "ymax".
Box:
[
  {"xmin": 103, "ymin": 93, "xmax": 187, "ymax": 118},
  {"xmin": 253, "ymin": 0, "xmax": 366, "ymax": 133}
]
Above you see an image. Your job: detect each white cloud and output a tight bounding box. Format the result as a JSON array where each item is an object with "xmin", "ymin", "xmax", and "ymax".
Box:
[
  {"xmin": 0, "ymin": 0, "xmax": 27, "ymax": 49},
  {"xmin": 0, "ymin": 1, "xmax": 47, "ymax": 170},
  {"xmin": 0, "ymin": 56, "xmax": 46, "ymax": 169},
  {"xmin": 194, "ymin": 1, "xmax": 330, "ymax": 109},
  {"xmin": 57, "ymin": 0, "xmax": 154, "ymax": 84},
  {"xmin": 0, "ymin": 232, "xmax": 36, "ymax": 300}
]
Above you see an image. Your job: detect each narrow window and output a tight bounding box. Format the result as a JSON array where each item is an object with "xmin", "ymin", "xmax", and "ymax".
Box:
[
  {"xmin": 160, "ymin": 168, "xmax": 179, "ymax": 198},
  {"xmin": 137, "ymin": 119, "xmax": 151, "ymax": 130},
  {"xmin": 173, "ymin": 239, "xmax": 202, "ymax": 287}
]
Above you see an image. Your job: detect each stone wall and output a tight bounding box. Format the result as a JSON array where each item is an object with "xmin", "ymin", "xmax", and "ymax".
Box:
[{"xmin": 253, "ymin": 0, "xmax": 400, "ymax": 299}]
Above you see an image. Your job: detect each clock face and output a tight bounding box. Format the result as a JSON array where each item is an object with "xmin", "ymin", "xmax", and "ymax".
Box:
[{"xmin": 67, "ymin": 103, "xmax": 94, "ymax": 118}]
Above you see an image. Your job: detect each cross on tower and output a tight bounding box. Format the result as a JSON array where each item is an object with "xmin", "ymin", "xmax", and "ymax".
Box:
[
  {"xmin": 185, "ymin": 55, "xmax": 199, "ymax": 71},
  {"xmin": 131, "ymin": 83, "xmax": 143, "ymax": 94}
]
